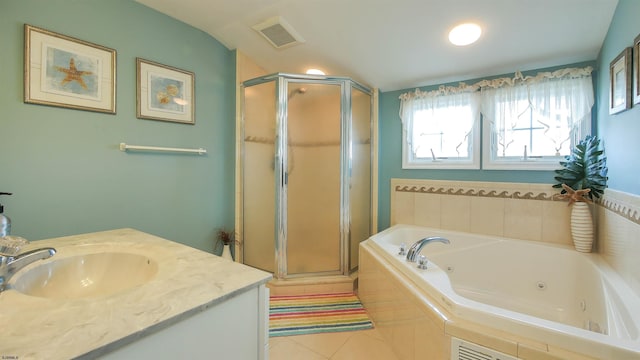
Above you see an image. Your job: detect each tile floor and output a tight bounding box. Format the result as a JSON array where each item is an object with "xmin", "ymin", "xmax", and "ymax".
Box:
[{"xmin": 269, "ymin": 328, "xmax": 400, "ymax": 360}]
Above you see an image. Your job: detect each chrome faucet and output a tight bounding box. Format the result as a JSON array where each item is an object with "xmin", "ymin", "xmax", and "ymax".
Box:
[
  {"xmin": 406, "ymin": 236, "xmax": 450, "ymax": 262},
  {"xmin": 0, "ymin": 247, "xmax": 56, "ymax": 292}
]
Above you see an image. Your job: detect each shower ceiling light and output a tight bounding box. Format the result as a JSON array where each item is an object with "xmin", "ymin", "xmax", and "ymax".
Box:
[
  {"xmin": 306, "ymin": 68, "xmax": 325, "ymax": 75},
  {"xmin": 448, "ymin": 23, "xmax": 482, "ymax": 46}
]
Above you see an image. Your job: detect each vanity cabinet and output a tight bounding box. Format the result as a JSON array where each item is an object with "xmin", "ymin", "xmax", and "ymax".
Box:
[{"xmin": 98, "ymin": 285, "xmax": 270, "ymax": 360}]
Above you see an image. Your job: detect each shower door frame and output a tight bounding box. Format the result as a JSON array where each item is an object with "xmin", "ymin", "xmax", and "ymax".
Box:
[{"xmin": 241, "ymin": 73, "xmax": 373, "ymax": 280}]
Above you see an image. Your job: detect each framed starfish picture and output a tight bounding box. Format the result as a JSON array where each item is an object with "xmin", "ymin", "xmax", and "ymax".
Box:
[
  {"xmin": 136, "ymin": 58, "xmax": 195, "ymax": 124},
  {"xmin": 24, "ymin": 24, "xmax": 116, "ymax": 114},
  {"xmin": 634, "ymin": 33, "xmax": 640, "ymax": 106},
  {"xmin": 609, "ymin": 47, "xmax": 632, "ymax": 115}
]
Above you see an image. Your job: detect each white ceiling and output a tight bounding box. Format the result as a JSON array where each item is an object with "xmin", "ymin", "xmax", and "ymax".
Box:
[{"xmin": 136, "ymin": 0, "xmax": 618, "ymax": 92}]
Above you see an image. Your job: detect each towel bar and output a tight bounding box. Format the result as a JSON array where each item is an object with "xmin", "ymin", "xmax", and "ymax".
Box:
[{"xmin": 119, "ymin": 143, "xmax": 207, "ymax": 155}]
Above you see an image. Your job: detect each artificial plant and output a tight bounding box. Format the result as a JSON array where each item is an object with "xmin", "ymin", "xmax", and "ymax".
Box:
[{"xmin": 553, "ymin": 135, "xmax": 608, "ymax": 203}]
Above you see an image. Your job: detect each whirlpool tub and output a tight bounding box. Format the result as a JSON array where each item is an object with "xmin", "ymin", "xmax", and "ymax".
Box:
[{"xmin": 358, "ymin": 224, "xmax": 640, "ymax": 359}]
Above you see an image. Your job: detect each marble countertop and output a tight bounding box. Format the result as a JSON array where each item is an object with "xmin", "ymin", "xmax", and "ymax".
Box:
[{"xmin": 0, "ymin": 228, "xmax": 272, "ymax": 359}]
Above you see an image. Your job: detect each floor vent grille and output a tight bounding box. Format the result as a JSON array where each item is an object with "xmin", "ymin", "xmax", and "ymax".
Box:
[{"xmin": 451, "ymin": 338, "xmax": 518, "ymax": 360}]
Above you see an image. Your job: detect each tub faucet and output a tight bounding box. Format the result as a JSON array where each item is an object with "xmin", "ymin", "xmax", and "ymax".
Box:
[
  {"xmin": 406, "ymin": 237, "xmax": 450, "ymax": 262},
  {"xmin": 0, "ymin": 247, "xmax": 56, "ymax": 292}
]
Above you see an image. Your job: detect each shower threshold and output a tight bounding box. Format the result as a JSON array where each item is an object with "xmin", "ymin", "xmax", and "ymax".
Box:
[{"xmin": 266, "ymin": 273, "xmax": 357, "ymax": 296}]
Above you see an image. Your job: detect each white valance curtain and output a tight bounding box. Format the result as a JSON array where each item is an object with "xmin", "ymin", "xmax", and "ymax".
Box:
[
  {"xmin": 399, "ymin": 66, "xmax": 594, "ymax": 156},
  {"xmin": 479, "ymin": 68, "xmax": 594, "ymax": 156}
]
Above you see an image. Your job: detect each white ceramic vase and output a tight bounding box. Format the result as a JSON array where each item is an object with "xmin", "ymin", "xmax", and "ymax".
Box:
[
  {"xmin": 221, "ymin": 244, "xmax": 233, "ymax": 260},
  {"xmin": 570, "ymin": 202, "xmax": 594, "ymax": 253}
]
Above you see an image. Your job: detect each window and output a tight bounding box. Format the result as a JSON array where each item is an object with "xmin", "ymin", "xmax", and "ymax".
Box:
[
  {"xmin": 399, "ymin": 66, "xmax": 594, "ymax": 171},
  {"xmin": 400, "ymin": 89, "xmax": 480, "ymax": 169},
  {"xmin": 481, "ymin": 76, "xmax": 594, "ymax": 170}
]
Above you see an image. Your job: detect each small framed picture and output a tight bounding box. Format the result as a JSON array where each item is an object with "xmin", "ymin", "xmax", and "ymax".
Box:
[
  {"xmin": 633, "ymin": 34, "xmax": 640, "ymax": 105},
  {"xmin": 136, "ymin": 58, "xmax": 195, "ymax": 124},
  {"xmin": 609, "ymin": 47, "xmax": 632, "ymax": 114},
  {"xmin": 24, "ymin": 24, "xmax": 116, "ymax": 114}
]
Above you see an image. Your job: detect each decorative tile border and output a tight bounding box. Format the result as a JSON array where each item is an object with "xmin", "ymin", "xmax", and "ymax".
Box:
[
  {"xmin": 394, "ymin": 185, "xmax": 558, "ymax": 201},
  {"xmin": 392, "ymin": 179, "xmax": 640, "ymax": 227},
  {"xmin": 598, "ymin": 190, "xmax": 640, "ymax": 225}
]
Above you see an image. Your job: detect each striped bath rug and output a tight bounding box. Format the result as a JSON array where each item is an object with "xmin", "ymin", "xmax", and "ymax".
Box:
[{"xmin": 269, "ymin": 292, "xmax": 374, "ymax": 337}]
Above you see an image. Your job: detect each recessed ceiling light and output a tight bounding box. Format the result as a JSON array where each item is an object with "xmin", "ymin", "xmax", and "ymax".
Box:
[
  {"xmin": 306, "ymin": 68, "xmax": 325, "ymax": 75},
  {"xmin": 448, "ymin": 23, "xmax": 482, "ymax": 46}
]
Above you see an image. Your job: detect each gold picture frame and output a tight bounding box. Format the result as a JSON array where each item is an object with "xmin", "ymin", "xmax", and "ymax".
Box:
[
  {"xmin": 609, "ymin": 47, "xmax": 632, "ymax": 114},
  {"xmin": 136, "ymin": 58, "xmax": 195, "ymax": 125},
  {"xmin": 24, "ymin": 24, "xmax": 116, "ymax": 114},
  {"xmin": 634, "ymin": 34, "xmax": 640, "ymax": 105}
]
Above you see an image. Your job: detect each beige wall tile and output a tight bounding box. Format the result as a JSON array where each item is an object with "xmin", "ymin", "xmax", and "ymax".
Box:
[
  {"xmin": 600, "ymin": 206, "xmax": 640, "ymax": 297},
  {"xmin": 470, "ymin": 197, "xmax": 504, "ymax": 236},
  {"xmin": 541, "ymin": 201, "xmax": 572, "ymax": 246},
  {"xmin": 360, "ymin": 244, "xmax": 449, "ymax": 360},
  {"xmin": 392, "ymin": 191, "xmax": 415, "ymax": 225},
  {"xmin": 414, "ymin": 315, "xmax": 449, "ymax": 359},
  {"xmin": 518, "ymin": 342, "xmax": 598, "ymax": 360},
  {"xmin": 504, "ymin": 199, "xmax": 543, "ymax": 241},
  {"xmin": 413, "ymin": 193, "xmax": 441, "ymax": 228},
  {"xmin": 601, "ymin": 208, "xmax": 633, "ymax": 271},
  {"xmin": 441, "ymin": 195, "xmax": 471, "ymax": 232},
  {"xmin": 390, "ymin": 288, "xmax": 417, "ymax": 360}
]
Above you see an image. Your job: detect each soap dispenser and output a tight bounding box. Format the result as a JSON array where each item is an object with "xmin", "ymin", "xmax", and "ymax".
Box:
[{"xmin": 0, "ymin": 192, "xmax": 12, "ymax": 237}]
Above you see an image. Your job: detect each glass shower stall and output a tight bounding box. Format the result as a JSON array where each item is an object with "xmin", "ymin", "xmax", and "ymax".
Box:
[{"xmin": 240, "ymin": 73, "xmax": 372, "ymax": 280}]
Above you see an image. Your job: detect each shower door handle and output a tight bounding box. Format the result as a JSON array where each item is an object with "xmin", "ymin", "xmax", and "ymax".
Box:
[{"xmin": 281, "ymin": 168, "xmax": 288, "ymax": 186}]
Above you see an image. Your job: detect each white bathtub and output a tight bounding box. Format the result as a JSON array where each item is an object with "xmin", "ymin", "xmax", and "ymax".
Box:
[{"xmin": 365, "ymin": 224, "xmax": 640, "ymax": 359}]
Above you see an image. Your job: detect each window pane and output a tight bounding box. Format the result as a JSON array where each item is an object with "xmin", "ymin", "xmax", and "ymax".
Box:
[
  {"xmin": 411, "ymin": 105, "xmax": 473, "ymax": 159},
  {"xmin": 494, "ymin": 97, "xmax": 573, "ymax": 159}
]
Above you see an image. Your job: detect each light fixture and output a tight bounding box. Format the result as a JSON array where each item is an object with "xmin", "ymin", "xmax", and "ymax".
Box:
[
  {"xmin": 448, "ymin": 23, "xmax": 482, "ymax": 46},
  {"xmin": 306, "ymin": 68, "xmax": 325, "ymax": 76}
]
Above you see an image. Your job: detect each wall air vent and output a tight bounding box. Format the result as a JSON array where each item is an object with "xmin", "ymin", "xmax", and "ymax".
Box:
[
  {"xmin": 252, "ymin": 16, "xmax": 305, "ymax": 49},
  {"xmin": 451, "ymin": 338, "xmax": 517, "ymax": 360}
]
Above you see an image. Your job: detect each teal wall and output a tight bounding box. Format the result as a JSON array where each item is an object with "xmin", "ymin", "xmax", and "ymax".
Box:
[
  {"xmin": 596, "ymin": 0, "xmax": 640, "ymax": 195},
  {"xmin": 377, "ymin": 63, "xmax": 596, "ymax": 230},
  {"xmin": 0, "ymin": 0, "xmax": 236, "ymax": 253}
]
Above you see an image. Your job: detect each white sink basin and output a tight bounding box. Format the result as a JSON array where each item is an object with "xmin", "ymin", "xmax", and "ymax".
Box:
[{"xmin": 12, "ymin": 252, "xmax": 158, "ymax": 299}]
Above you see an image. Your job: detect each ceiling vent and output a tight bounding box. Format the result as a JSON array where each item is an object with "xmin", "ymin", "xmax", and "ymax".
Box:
[{"xmin": 252, "ymin": 16, "xmax": 305, "ymax": 49}]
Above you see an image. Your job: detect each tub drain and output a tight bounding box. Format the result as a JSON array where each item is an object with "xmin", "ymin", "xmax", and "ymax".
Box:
[{"xmin": 536, "ymin": 281, "xmax": 546, "ymax": 290}]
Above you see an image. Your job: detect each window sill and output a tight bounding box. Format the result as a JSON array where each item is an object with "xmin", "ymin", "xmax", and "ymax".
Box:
[
  {"xmin": 402, "ymin": 161, "xmax": 480, "ymax": 170},
  {"xmin": 482, "ymin": 159, "xmax": 562, "ymax": 171}
]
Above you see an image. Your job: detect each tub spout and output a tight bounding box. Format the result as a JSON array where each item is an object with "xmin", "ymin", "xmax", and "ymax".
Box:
[
  {"xmin": 406, "ymin": 237, "xmax": 449, "ymax": 262},
  {"xmin": 0, "ymin": 248, "xmax": 56, "ymax": 292}
]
